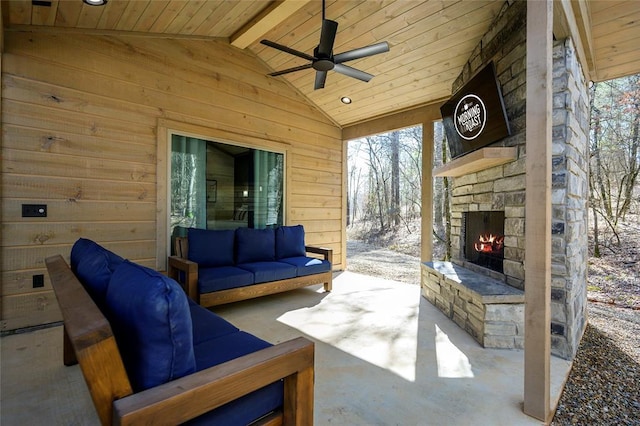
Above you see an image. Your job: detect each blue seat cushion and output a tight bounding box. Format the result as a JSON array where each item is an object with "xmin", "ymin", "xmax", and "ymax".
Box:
[
  {"xmin": 237, "ymin": 261, "xmax": 296, "ymax": 284},
  {"xmin": 188, "ymin": 228, "xmax": 235, "ymax": 267},
  {"xmin": 275, "ymin": 225, "xmax": 306, "ymax": 259},
  {"xmin": 280, "ymin": 256, "xmax": 332, "ymax": 277},
  {"xmin": 198, "ymin": 266, "xmax": 255, "ymax": 293},
  {"xmin": 106, "ymin": 261, "xmax": 196, "ymax": 392},
  {"xmin": 236, "ymin": 228, "xmax": 276, "ymax": 263},
  {"xmin": 70, "ymin": 238, "xmax": 124, "ymax": 307},
  {"xmin": 185, "ymin": 381, "xmax": 283, "ymax": 426},
  {"xmin": 188, "ymin": 299, "xmax": 239, "ymax": 345},
  {"xmin": 193, "ymin": 330, "xmax": 273, "ymax": 370},
  {"xmin": 188, "ymin": 331, "xmax": 283, "ymax": 425}
]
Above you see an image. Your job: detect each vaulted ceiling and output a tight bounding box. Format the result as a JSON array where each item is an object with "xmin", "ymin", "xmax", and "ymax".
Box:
[{"xmin": 2, "ymin": 0, "xmax": 639, "ymax": 127}]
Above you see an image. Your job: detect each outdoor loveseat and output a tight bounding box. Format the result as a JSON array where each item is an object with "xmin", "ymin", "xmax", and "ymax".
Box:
[
  {"xmin": 46, "ymin": 238, "xmax": 315, "ymax": 425},
  {"xmin": 169, "ymin": 225, "xmax": 333, "ymax": 308}
]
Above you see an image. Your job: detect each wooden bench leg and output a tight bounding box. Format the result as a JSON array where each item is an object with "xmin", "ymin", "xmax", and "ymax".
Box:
[
  {"xmin": 63, "ymin": 325, "xmax": 78, "ymax": 366},
  {"xmin": 323, "ymin": 277, "xmax": 332, "ymax": 292},
  {"xmin": 283, "ymin": 366, "xmax": 314, "ymax": 425}
]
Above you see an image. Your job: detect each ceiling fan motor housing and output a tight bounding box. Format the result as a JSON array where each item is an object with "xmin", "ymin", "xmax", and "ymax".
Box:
[{"xmin": 313, "ymin": 59, "xmax": 335, "ymax": 71}]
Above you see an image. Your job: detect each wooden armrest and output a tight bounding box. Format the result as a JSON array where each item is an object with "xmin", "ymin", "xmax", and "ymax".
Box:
[
  {"xmin": 168, "ymin": 256, "xmax": 199, "ymax": 302},
  {"xmin": 113, "ymin": 337, "xmax": 314, "ymax": 426},
  {"xmin": 305, "ymin": 246, "xmax": 333, "ymax": 263}
]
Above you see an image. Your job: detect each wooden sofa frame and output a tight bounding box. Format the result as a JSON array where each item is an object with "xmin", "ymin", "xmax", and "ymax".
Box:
[
  {"xmin": 46, "ymin": 254, "xmax": 315, "ymax": 426},
  {"xmin": 168, "ymin": 236, "xmax": 333, "ymax": 307}
]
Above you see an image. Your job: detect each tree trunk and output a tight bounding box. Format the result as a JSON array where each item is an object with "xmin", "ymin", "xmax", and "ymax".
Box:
[
  {"xmin": 618, "ymin": 97, "xmax": 639, "ymax": 219},
  {"xmin": 591, "ymin": 201, "xmax": 600, "ymax": 258},
  {"xmin": 442, "ymin": 136, "xmax": 451, "ymax": 261},
  {"xmin": 433, "ymin": 125, "xmax": 444, "ymax": 238},
  {"xmin": 391, "ymin": 131, "xmax": 400, "ymax": 226}
]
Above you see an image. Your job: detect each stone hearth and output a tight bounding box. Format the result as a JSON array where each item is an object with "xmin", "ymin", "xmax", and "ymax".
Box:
[{"xmin": 422, "ymin": 262, "xmax": 524, "ymax": 349}]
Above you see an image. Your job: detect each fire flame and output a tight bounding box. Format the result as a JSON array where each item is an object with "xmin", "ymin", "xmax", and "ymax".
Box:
[{"xmin": 474, "ymin": 233, "xmax": 504, "ymax": 254}]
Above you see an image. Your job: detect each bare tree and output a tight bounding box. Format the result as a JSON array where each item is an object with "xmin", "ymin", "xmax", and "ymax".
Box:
[
  {"xmin": 391, "ymin": 131, "xmax": 400, "ymax": 226},
  {"xmin": 346, "ymin": 126, "xmax": 424, "ymax": 245},
  {"xmin": 589, "ymin": 74, "xmax": 640, "ymax": 253}
]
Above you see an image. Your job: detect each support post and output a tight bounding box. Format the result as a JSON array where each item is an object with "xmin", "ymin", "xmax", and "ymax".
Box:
[
  {"xmin": 421, "ymin": 121, "xmax": 433, "ymax": 262},
  {"xmin": 524, "ymin": 0, "xmax": 553, "ymax": 421}
]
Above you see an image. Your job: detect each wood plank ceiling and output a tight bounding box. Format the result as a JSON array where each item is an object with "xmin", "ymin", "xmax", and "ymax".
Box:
[{"xmin": 2, "ymin": 0, "xmax": 640, "ymax": 127}]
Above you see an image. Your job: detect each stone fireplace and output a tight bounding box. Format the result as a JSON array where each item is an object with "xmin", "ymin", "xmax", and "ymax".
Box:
[{"xmin": 422, "ymin": 1, "xmax": 589, "ymax": 359}]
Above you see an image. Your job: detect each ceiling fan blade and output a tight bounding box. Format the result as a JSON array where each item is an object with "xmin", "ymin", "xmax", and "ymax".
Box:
[
  {"xmin": 260, "ymin": 39, "xmax": 316, "ymax": 62},
  {"xmin": 317, "ymin": 19, "xmax": 338, "ymax": 57},
  {"xmin": 314, "ymin": 71, "xmax": 328, "ymax": 90},
  {"xmin": 268, "ymin": 63, "xmax": 313, "ymax": 77},
  {"xmin": 333, "ymin": 64, "xmax": 374, "ymax": 82},
  {"xmin": 334, "ymin": 42, "xmax": 390, "ymax": 64}
]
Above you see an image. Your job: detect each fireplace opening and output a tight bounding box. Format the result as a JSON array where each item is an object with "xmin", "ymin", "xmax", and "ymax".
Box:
[{"xmin": 463, "ymin": 211, "xmax": 505, "ymax": 273}]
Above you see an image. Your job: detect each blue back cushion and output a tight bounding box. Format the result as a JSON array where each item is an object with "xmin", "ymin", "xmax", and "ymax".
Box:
[
  {"xmin": 70, "ymin": 238, "xmax": 124, "ymax": 306},
  {"xmin": 187, "ymin": 228, "xmax": 235, "ymax": 267},
  {"xmin": 235, "ymin": 228, "xmax": 275, "ymax": 264},
  {"xmin": 275, "ymin": 225, "xmax": 306, "ymax": 259},
  {"xmin": 106, "ymin": 261, "xmax": 196, "ymax": 392}
]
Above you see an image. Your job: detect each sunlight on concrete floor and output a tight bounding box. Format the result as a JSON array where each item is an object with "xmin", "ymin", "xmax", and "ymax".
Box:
[{"xmin": 1, "ymin": 270, "xmax": 572, "ymax": 425}]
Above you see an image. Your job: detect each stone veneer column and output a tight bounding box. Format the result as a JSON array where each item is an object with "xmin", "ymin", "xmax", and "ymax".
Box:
[{"xmin": 550, "ymin": 38, "xmax": 589, "ymax": 359}]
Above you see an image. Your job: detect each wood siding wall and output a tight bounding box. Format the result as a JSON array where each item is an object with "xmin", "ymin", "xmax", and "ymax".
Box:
[{"xmin": 1, "ymin": 31, "xmax": 343, "ymax": 331}]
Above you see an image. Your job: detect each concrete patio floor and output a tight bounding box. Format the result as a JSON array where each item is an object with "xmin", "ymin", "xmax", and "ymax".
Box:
[{"xmin": 1, "ymin": 270, "xmax": 571, "ymax": 425}]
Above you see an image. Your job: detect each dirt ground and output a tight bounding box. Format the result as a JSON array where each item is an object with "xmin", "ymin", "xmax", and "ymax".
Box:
[{"xmin": 586, "ymin": 215, "xmax": 640, "ymax": 309}]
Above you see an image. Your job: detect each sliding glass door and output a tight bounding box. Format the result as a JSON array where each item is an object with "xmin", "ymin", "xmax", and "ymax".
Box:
[{"xmin": 170, "ymin": 134, "xmax": 284, "ymax": 239}]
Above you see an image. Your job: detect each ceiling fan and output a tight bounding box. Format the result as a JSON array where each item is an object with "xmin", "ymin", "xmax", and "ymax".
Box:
[{"xmin": 260, "ymin": 0, "xmax": 390, "ymax": 90}]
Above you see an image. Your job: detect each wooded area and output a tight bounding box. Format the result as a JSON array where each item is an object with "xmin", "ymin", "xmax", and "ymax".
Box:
[
  {"xmin": 347, "ymin": 126, "xmax": 423, "ymax": 233},
  {"xmin": 589, "ymin": 74, "xmax": 640, "ymax": 257}
]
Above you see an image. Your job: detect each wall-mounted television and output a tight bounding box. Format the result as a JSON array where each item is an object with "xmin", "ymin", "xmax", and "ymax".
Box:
[{"xmin": 440, "ymin": 62, "xmax": 511, "ymax": 159}]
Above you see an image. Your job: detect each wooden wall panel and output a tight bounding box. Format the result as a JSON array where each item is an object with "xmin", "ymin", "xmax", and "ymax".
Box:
[{"xmin": 1, "ymin": 32, "xmax": 343, "ymax": 331}]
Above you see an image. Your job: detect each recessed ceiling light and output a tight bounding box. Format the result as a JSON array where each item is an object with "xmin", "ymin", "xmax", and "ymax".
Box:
[
  {"xmin": 83, "ymin": 0, "xmax": 107, "ymax": 5},
  {"xmin": 340, "ymin": 97, "xmax": 352, "ymax": 104}
]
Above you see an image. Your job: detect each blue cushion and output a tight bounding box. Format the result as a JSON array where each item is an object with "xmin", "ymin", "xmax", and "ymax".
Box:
[
  {"xmin": 188, "ymin": 228, "xmax": 235, "ymax": 267},
  {"xmin": 188, "ymin": 331, "xmax": 283, "ymax": 425},
  {"xmin": 237, "ymin": 262, "xmax": 296, "ymax": 284},
  {"xmin": 236, "ymin": 228, "xmax": 275, "ymax": 264},
  {"xmin": 193, "ymin": 331, "xmax": 274, "ymax": 370},
  {"xmin": 185, "ymin": 382, "xmax": 283, "ymax": 426},
  {"xmin": 276, "ymin": 225, "xmax": 306, "ymax": 259},
  {"xmin": 106, "ymin": 261, "xmax": 196, "ymax": 392},
  {"xmin": 280, "ymin": 256, "xmax": 332, "ymax": 277},
  {"xmin": 188, "ymin": 299, "xmax": 239, "ymax": 345},
  {"xmin": 198, "ymin": 266, "xmax": 254, "ymax": 294},
  {"xmin": 70, "ymin": 238, "xmax": 124, "ymax": 306}
]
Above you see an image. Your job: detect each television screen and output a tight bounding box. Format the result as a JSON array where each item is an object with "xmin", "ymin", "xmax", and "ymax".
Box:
[{"xmin": 440, "ymin": 62, "xmax": 511, "ymax": 159}]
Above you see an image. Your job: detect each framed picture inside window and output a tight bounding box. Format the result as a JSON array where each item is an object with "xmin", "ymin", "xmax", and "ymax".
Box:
[{"xmin": 207, "ymin": 180, "xmax": 217, "ymax": 203}]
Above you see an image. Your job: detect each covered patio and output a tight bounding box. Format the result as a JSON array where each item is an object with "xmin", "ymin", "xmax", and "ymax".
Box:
[
  {"xmin": 1, "ymin": 271, "xmax": 572, "ymax": 425},
  {"xmin": 1, "ymin": 0, "xmax": 640, "ymax": 423}
]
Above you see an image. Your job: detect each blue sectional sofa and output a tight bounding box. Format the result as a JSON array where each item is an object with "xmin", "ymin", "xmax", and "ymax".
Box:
[
  {"xmin": 169, "ymin": 225, "xmax": 333, "ymax": 308},
  {"xmin": 47, "ymin": 238, "xmax": 315, "ymax": 425}
]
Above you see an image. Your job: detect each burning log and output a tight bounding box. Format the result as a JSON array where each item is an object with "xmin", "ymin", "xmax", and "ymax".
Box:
[{"xmin": 474, "ymin": 233, "xmax": 504, "ymax": 254}]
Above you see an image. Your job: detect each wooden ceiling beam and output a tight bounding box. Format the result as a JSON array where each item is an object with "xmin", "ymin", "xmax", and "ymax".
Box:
[
  {"xmin": 553, "ymin": 0, "xmax": 595, "ymax": 81},
  {"xmin": 342, "ymin": 102, "xmax": 443, "ymax": 141},
  {"xmin": 230, "ymin": 0, "xmax": 311, "ymax": 50}
]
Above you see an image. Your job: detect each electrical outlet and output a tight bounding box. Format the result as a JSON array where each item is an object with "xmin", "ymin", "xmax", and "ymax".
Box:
[
  {"xmin": 33, "ymin": 274, "xmax": 45, "ymax": 288},
  {"xmin": 22, "ymin": 204, "xmax": 47, "ymax": 218}
]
